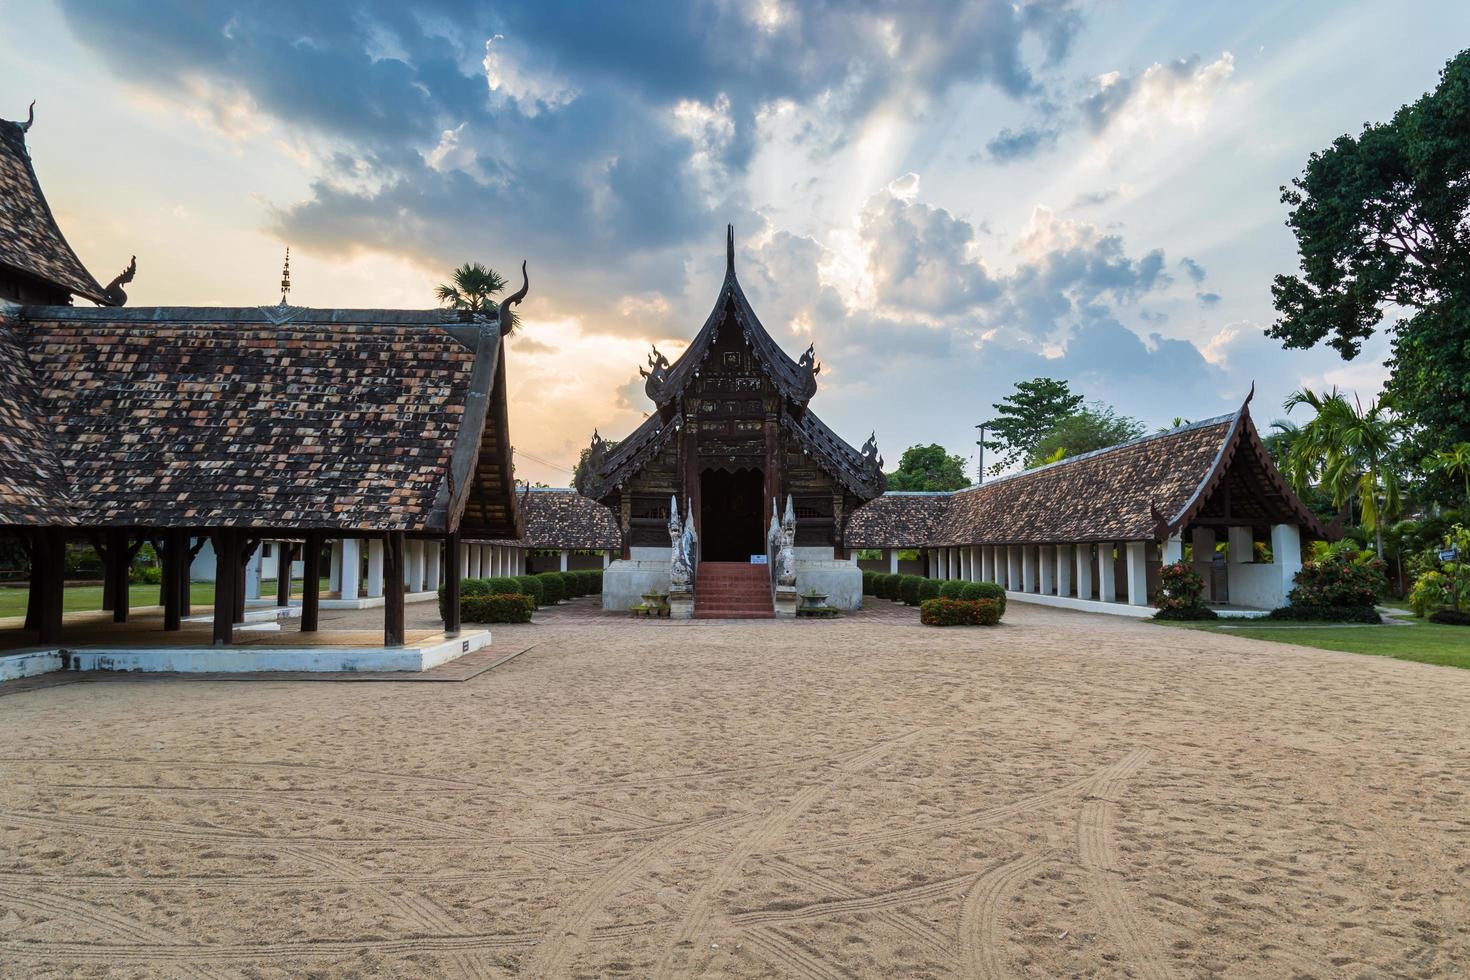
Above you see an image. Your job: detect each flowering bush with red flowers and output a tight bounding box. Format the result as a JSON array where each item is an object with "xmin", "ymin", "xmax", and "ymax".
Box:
[
  {"xmin": 920, "ymin": 597, "xmax": 1003, "ymax": 626},
  {"xmin": 1286, "ymin": 554, "xmax": 1386, "ymax": 609},
  {"xmin": 1153, "ymin": 561, "xmax": 1217, "ymax": 621}
]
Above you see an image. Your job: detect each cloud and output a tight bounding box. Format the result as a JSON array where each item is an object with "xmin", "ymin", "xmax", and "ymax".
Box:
[
  {"xmin": 1079, "ymin": 53, "xmax": 1236, "ymax": 136},
  {"xmin": 984, "ymin": 124, "xmax": 1060, "ymax": 162}
]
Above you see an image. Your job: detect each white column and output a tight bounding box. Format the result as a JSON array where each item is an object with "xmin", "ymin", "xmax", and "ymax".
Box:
[
  {"xmin": 1075, "ymin": 544, "xmax": 1094, "ymax": 600},
  {"xmin": 1006, "ymin": 546, "xmax": 1021, "ymax": 591},
  {"xmin": 366, "ymin": 538, "xmax": 384, "ymax": 598},
  {"xmin": 1191, "ymin": 528, "xmax": 1216, "ymax": 601},
  {"xmin": 245, "ymin": 546, "xmax": 262, "ymax": 600},
  {"xmin": 888, "ymin": 549, "xmax": 899, "ymax": 574},
  {"xmin": 1227, "ymin": 526, "xmax": 1254, "ymax": 566},
  {"xmin": 980, "ymin": 546, "xmax": 993, "ymax": 582},
  {"xmin": 1271, "ymin": 524, "xmax": 1303, "ymax": 606},
  {"xmin": 953, "ymin": 548, "xmax": 962, "ymax": 579},
  {"xmin": 959, "ymin": 547, "xmax": 970, "ymax": 582},
  {"xmin": 1163, "ymin": 533, "xmax": 1184, "ymax": 565},
  {"xmin": 603, "ymin": 550, "xmax": 611, "ymax": 569},
  {"xmin": 559, "ymin": 549, "xmax": 569, "ymax": 572},
  {"xmin": 1018, "ymin": 547, "xmax": 1033, "ymax": 593},
  {"xmin": 408, "ymin": 540, "xmax": 425, "ymax": 592},
  {"xmin": 329, "ymin": 540, "xmax": 343, "ymax": 594},
  {"xmin": 1125, "ymin": 541, "xmax": 1149, "ymax": 606},
  {"xmin": 1038, "ymin": 545, "xmax": 1055, "ymax": 595},
  {"xmin": 483, "ymin": 545, "xmax": 494, "ymax": 576},
  {"xmin": 1055, "ymin": 544, "xmax": 1073, "ymax": 597},
  {"xmin": 340, "ymin": 538, "xmax": 361, "ymax": 600},
  {"xmin": 459, "ymin": 542, "xmax": 470, "ymax": 578},
  {"xmin": 1098, "ymin": 543, "xmax": 1117, "ymax": 602},
  {"xmin": 425, "ymin": 540, "xmax": 442, "ymax": 591},
  {"xmin": 469, "ymin": 545, "xmax": 482, "ymax": 579}
]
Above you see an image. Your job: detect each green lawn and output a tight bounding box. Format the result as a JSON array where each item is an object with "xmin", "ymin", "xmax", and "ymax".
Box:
[
  {"xmin": 0, "ymin": 579, "xmax": 329, "ymax": 619},
  {"xmin": 1164, "ymin": 618, "xmax": 1470, "ymax": 670}
]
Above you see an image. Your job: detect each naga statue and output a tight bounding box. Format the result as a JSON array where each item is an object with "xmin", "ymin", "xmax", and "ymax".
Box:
[
  {"xmin": 798, "ymin": 342, "xmax": 822, "ymax": 378},
  {"xmin": 640, "ymin": 345, "xmax": 672, "ymax": 400},
  {"xmin": 668, "ymin": 494, "xmax": 693, "ymax": 591},
  {"xmin": 103, "ymin": 255, "xmax": 136, "ymax": 307},
  {"xmin": 860, "ymin": 431, "xmax": 883, "ymax": 481},
  {"xmin": 776, "ymin": 495, "xmax": 797, "ymax": 587},
  {"xmin": 494, "ymin": 260, "xmax": 529, "ymax": 333},
  {"xmin": 767, "ymin": 497, "xmax": 781, "ymax": 558},
  {"xmin": 680, "ymin": 495, "xmax": 698, "ymax": 581}
]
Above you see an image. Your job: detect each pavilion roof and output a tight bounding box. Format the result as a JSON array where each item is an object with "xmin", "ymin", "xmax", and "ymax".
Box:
[
  {"xmin": 0, "ymin": 114, "xmax": 114, "ymax": 305},
  {"xmin": 846, "ymin": 398, "xmax": 1332, "ymax": 548},
  {"xmin": 0, "ymin": 305, "xmax": 519, "ymax": 537},
  {"xmin": 500, "ymin": 487, "xmax": 621, "ymax": 550}
]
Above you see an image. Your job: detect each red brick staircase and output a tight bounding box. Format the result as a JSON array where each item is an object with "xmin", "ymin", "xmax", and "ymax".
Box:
[{"xmin": 694, "ymin": 562, "xmax": 774, "ymax": 619}]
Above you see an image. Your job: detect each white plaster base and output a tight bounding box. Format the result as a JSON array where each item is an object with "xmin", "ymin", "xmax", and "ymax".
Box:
[
  {"xmin": 602, "ymin": 559, "xmax": 673, "ymax": 611},
  {"xmin": 794, "ymin": 559, "xmax": 863, "ymax": 610},
  {"xmin": 1, "ymin": 651, "xmax": 64, "ymax": 682},
  {"xmin": 318, "ymin": 590, "xmax": 439, "ymax": 610},
  {"xmin": 1004, "ymin": 590, "xmax": 1157, "ymax": 619},
  {"xmin": 62, "ymin": 630, "xmax": 491, "ymax": 674}
]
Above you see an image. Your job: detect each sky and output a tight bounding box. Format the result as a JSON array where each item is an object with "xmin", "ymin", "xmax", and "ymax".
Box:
[{"xmin": 3, "ymin": 0, "xmax": 1466, "ymax": 486}]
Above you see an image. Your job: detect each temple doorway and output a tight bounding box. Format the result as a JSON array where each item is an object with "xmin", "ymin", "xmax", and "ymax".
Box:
[{"xmin": 699, "ymin": 467, "xmax": 765, "ymax": 562}]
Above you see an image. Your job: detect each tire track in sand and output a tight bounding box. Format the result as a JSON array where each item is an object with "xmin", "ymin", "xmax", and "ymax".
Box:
[
  {"xmin": 521, "ymin": 812, "xmax": 750, "ymax": 979},
  {"xmin": 955, "ymin": 852, "xmax": 1050, "ymax": 979},
  {"xmin": 741, "ymin": 926, "xmax": 848, "ymax": 980},
  {"xmin": 652, "ymin": 730, "xmax": 920, "ymax": 980},
  {"xmin": 1076, "ymin": 748, "xmax": 1175, "ymax": 980},
  {"xmin": 0, "ymin": 887, "xmax": 232, "ymax": 980},
  {"xmin": 760, "ymin": 857, "xmax": 952, "ymax": 955}
]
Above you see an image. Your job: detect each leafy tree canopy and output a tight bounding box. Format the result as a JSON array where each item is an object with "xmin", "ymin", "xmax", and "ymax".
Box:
[
  {"xmin": 1269, "ymin": 49, "xmax": 1470, "ymax": 496},
  {"xmin": 437, "ymin": 262, "xmax": 521, "ymax": 332},
  {"xmin": 1025, "ymin": 403, "xmax": 1144, "ymax": 468},
  {"xmin": 572, "ymin": 438, "xmax": 619, "ymax": 491},
  {"xmin": 886, "ymin": 444, "xmax": 971, "ymax": 491},
  {"xmin": 983, "ymin": 377, "xmax": 1083, "ymax": 472}
]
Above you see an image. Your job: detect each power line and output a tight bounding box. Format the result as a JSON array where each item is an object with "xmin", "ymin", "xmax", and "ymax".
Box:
[{"xmin": 513, "ymin": 447, "xmax": 575, "ymax": 475}]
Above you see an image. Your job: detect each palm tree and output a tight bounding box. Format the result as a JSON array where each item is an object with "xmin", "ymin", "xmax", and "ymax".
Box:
[
  {"xmin": 1261, "ymin": 418, "xmax": 1300, "ymax": 469},
  {"xmin": 436, "ymin": 262, "xmax": 521, "ymax": 332},
  {"xmin": 1426, "ymin": 442, "xmax": 1470, "ymax": 512},
  {"xmin": 1283, "ymin": 387, "xmax": 1401, "ymax": 557}
]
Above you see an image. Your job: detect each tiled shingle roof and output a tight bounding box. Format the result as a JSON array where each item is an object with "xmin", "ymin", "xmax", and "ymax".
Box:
[
  {"xmin": 512, "ymin": 487, "xmax": 621, "ymax": 550},
  {"xmin": 846, "ymin": 407, "xmax": 1329, "ymax": 548},
  {"xmin": 2, "ymin": 306, "xmax": 517, "ymax": 535},
  {"xmin": 0, "ymin": 314, "xmax": 73, "ymax": 525},
  {"xmin": 0, "ymin": 117, "xmax": 111, "ymax": 304}
]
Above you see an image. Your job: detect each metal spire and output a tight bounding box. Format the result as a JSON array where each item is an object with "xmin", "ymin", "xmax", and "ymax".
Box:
[
  {"xmin": 278, "ymin": 246, "xmax": 291, "ymax": 306},
  {"xmin": 726, "ymin": 224, "xmax": 735, "ymax": 275}
]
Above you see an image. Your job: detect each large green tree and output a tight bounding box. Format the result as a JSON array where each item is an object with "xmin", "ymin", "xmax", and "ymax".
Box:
[
  {"xmin": 1269, "ymin": 49, "xmax": 1470, "ymax": 503},
  {"xmin": 886, "ymin": 444, "xmax": 971, "ymax": 491},
  {"xmin": 983, "ymin": 378, "xmax": 1084, "ymax": 473},
  {"xmin": 1025, "ymin": 403, "xmax": 1144, "ymax": 468}
]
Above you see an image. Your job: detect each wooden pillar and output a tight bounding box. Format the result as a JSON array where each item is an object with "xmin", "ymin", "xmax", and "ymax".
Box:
[
  {"xmin": 443, "ymin": 531, "xmax": 462, "ymax": 637},
  {"xmin": 276, "ymin": 541, "xmax": 293, "ymax": 607},
  {"xmin": 108, "ymin": 528, "xmax": 131, "ymax": 623},
  {"xmin": 384, "ymin": 531, "xmax": 405, "ymax": 647},
  {"xmin": 212, "ymin": 530, "xmax": 237, "ymax": 646},
  {"xmin": 301, "ymin": 532, "xmax": 322, "ymax": 632},
  {"xmin": 36, "ymin": 528, "xmax": 65, "ymax": 644},
  {"xmin": 162, "ymin": 529, "xmax": 183, "ymax": 631}
]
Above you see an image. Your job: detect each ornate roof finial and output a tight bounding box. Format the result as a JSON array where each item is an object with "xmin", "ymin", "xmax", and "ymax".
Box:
[
  {"xmin": 278, "ymin": 246, "xmax": 291, "ymax": 306},
  {"xmin": 726, "ymin": 223, "xmax": 735, "ymax": 275},
  {"xmin": 22, "ymin": 101, "xmax": 34, "ymax": 133}
]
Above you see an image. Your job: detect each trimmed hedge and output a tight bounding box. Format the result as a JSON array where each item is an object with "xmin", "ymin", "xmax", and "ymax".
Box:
[
  {"xmin": 959, "ymin": 580, "xmax": 1006, "ymax": 614},
  {"xmin": 862, "ymin": 570, "xmax": 877, "ymax": 595},
  {"xmin": 486, "ymin": 576, "xmax": 520, "ymax": 598},
  {"xmin": 875, "ymin": 572, "xmax": 897, "ymax": 600},
  {"xmin": 536, "ymin": 571, "xmax": 566, "ymax": 604},
  {"xmin": 462, "ymin": 593, "xmax": 534, "ymax": 624},
  {"xmin": 514, "ymin": 575, "xmax": 544, "ymax": 608},
  {"xmin": 1154, "ymin": 605, "xmax": 1219, "ymax": 621},
  {"xmin": 938, "ymin": 580, "xmax": 967, "ymax": 599},
  {"xmin": 918, "ymin": 578, "xmax": 941, "ymax": 602},
  {"xmin": 899, "ymin": 574, "xmax": 924, "ymax": 606},
  {"xmin": 1428, "ymin": 608, "xmax": 1470, "ymax": 626},
  {"xmin": 920, "ymin": 597, "xmax": 1003, "ymax": 626},
  {"xmin": 1266, "ymin": 605, "xmax": 1381, "ymax": 623}
]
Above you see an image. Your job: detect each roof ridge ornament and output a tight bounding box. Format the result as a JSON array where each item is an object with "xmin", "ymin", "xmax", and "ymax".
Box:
[
  {"xmin": 726, "ymin": 223, "xmax": 735, "ymax": 275},
  {"xmin": 22, "ymin": 100, "xmax": 34, "ymax": 133},
  {"xmin": 495, "ymin": 260, "xmax": 529, "ymax": 334},
  {"xmin": 102, "ymin": 255, "xmax": 136, "ymax": 307},
  {"xmin": 279, "ymin": 246, "xmax": 291, "ymax": 306}
]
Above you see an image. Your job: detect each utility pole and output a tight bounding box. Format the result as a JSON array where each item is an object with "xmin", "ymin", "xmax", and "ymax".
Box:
[{"xmin": 974, "ymin": 421, "xmax": 988, "ymax": 484}]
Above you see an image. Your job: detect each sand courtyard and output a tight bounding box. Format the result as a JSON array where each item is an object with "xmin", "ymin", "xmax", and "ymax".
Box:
[{"xmin": 1, "ymin": 603, "xmax": 1468, "ymax": 978}]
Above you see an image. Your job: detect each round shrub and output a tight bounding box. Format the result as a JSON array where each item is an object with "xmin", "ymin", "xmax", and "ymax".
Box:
[
  {"xmin": 862, "ymin": 570, "xmax": 877, "ymax": 595},
  {"xmin": 1153, "ymin": 561, "xmax": 1215, "ymax": 621},
  {"xmin": 462, "ymin": 578, "xmax": 492, "ymax": 597},
  {"xmin": 514, "ymin": 575, "xmax": 544, "ymax": 608},
  {"xmin": 1287, "ymin": 554, "xmax": 1386, "ymax": 609},
  {"xmin": 586, "ymin": 568, "xmax": 604, "ymax": 594},
  {"xmin": 536, "ymin": 571, "xmax": 566, "ymax": 604},
  {"xmin": 899, "ymin": 574, "xmax": 924, "ymax": 606},
  {"xmin": 959, "ymin": 580, "xmax": 1006, "ymax": 614},
  {"xmin": 1429, "ymin": 608, "xmax": 1470, "ymax": 626},
  {"xmin": 919, "ymin": 578, "xmax": 942, "ymax": 601},
  {"xmin": 939, "ymin": 580, "xmax": 967, "ymax": 599},
  {"xmin": 873, "ymin": 572, "xmax": 894, "ymax": 600},
  {"xmin": 487, "ymin": 576, "xmax": 520, "ymax": 598},
  {"xmin": 920, "ymin": 597, "xmax": 1003, "ymax": 626}
]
